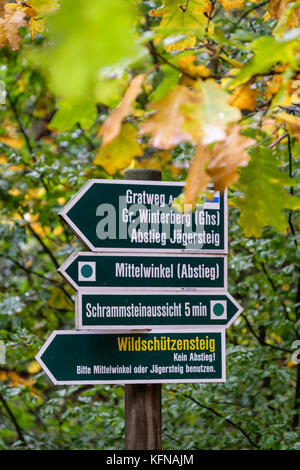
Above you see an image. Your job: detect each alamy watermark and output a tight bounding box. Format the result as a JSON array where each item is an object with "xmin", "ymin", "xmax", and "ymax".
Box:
[{"xmin": 94, "ymin": 191, "xmax": 221, "ymax": 250}]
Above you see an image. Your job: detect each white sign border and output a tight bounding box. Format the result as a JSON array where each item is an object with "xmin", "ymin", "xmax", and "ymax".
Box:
[
  {"xmin": 58, "ymin": 179, "xmax": 228, "ymax": 254},
  {"xmin": 36, "ymin": 328, "xmax": 226, "ymax": 386},
  {"xmin": 75, "ymin": 289, "xmax": 242, "ymax": 331}
]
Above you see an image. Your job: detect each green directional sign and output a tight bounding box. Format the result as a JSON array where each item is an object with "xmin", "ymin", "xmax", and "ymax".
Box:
[
  {"xmin": 58, "ymin": 252, "xmax": 227, "ymax": 290},
  {"xmin": 76, "ymin": 290, "xmax": 242, "ymax": 329},
  {"xmin": 36, "ymin": 330, "xmax": 226, "ymax": 384},
  {"xmin": 59, "ymin": 179, "xmax": 227, "ymax": 253}
]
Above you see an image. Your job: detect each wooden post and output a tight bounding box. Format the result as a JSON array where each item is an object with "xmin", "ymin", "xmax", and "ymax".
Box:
[{"xmin": 124, "ymin": 168, "xmax": 162, "ymax": 450}]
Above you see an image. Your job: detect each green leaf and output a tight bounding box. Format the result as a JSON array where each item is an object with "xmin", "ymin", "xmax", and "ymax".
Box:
[
  {"xmin": 151, "ymin": 65, "xmax": 179, "ymax": 102},
  {"xmin": 49, "ymin": 99, "xmax": 97, "ymax": 131},
  {"xmin": 93, "ymin": 122, "xmax": 143, "ymax": 175},
  {"xmin": 228, "ymin": 35, "xmax": 300, "ymax": 89},
  {"xmin": 28, "ymin": 0, "xmax": 142, "ymax": 101},
  {"xmin": 231, "ymin": 147, "xmax": 300, "ymax": 237}
]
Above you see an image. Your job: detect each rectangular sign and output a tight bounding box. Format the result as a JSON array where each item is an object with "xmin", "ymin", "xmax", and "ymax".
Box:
[
  {"xmin": 36, "ymin": 329, "xmax": 226, "ymax": 385},
  {"xmin": 76, "ymin": 290, "xmax": 242, "ymax": 329},
  {"xmin": 59, "ymin": 180, "xmax": 227, "ymax": 253},
  {"xmin": 58, "ymin": 252, "xmax": 227, "ymax": 291}
]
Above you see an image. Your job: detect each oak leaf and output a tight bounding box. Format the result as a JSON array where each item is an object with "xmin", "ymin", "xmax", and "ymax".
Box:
[
  {"xmin": 98, "ymin": 74, "xmax": 145, "ymax": 146},
  {"xmin": 183, "ymin": 125, "xmax": 254, "ymax": 204},
  {"xmin": 183, "ymin": 79, "xmax": 241, "ymax": 144},
  {"xmin": 150, "ymin": 0, "xmax": 213, "ymax": 52},
  {"xmin": 0, "ymin": 3, "xmax": 27, "ymax": 50},
  {"xmin": 231, "ymin": 147, "xmax": 300, "ymax": 237},
  {"xmin": 205, "ymin": 125, "xmax": 254, "ymax": 192},
  {"xmin": 139, "ymin": 85, "xmax": 194, "ymax": 150},
  {"xmin": 183, "ymin": 143, "xmax": 210, "ymax": 204},
  {"xmin": 94, "ymin": 123, "xmax": 143, "ymax": 175}
]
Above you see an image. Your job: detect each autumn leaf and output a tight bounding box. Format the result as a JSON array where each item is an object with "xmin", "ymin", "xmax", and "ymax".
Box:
[
  {"xmin": 218, "ymin": 0, "xmax": 245, "ymax": 10},
  {"xmin": 94, "ymin": 122, "xmax": 143, "ymax": 175},
  {"xmin": 139, "ymin": 85, "xmax": 194, "ymax": 150},
  {"xmin": 228, "ymin": 84, "xmax": 258, "ymax": 111},
  {"xmin": 205, "ymin": 125, "xmax": 254, "ymax": 192},
  {"xmin": 183, "ymin": 143, "xmax": 211, "ymax": 204},
  {"xmin": 150, "ymin": 0, "xmax": 213, "ymax": 52},
  {"xmin": 0, "ymin": 3, "xmax": 27, "ymax": 50},
  {"xmin": 177, "ymin": 55, "xmax": 211, "ymax": 78},
  {"xmin": 183, "ymin": 125, "xmax": 253, "ymax": 204},
  {"xmin": 28, "ymin": 16, "xmax": 46, "ymax": 39},
  {"xmin": 265, "ymin": 0, "xmax": 300, "ymax": 34},
  {"xmin": 98, "ymin": 74, "xmax": 145, "ymax": 146}
]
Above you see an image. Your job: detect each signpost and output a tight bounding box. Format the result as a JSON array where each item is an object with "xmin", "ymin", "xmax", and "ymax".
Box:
[
  {"xmin": 36, "ymin": 169, "xmax": 243, "ymax": 450},
  {"xmin": 58, "ymin": 179, "xmax": 227, "ymax": 253},
  {"xmin": 58, "ymin": 252, "xmax": 227, "ymax": 290},
  {"xmin": 36, "ymin": 329, "xmax": 226, "ymax": 385},
  {"xmin": 75, "ymin": 290, "xmax": 242, "ymax": 329}
]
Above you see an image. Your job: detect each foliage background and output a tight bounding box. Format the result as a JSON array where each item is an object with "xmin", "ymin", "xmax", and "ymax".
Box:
[{"xmin": 0, "ymin": 0, "xmax": 299, "ymax": 450}]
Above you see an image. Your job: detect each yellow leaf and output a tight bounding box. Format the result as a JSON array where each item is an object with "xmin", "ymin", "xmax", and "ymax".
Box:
[
  {"xmin": 218, "ymin": 0, "xmax": 245, "ymax": 9},
  {"xmin": 52, "ymin": 225, "xmax": 63, "ymax": 236},
  {"xmin": 57, "ymin": 197, "xmax": 66, "ymax": 205},
  {"xmin": 228, "ymin": 84, "xmax": 258, "ymax": 111},
  {"xmin": 98, "ymin": 74, "xmax": 145, "ymax": 146},
  {"xmin": 139, "ymin": 85, "xmax": 194, "ymax": 150},
  {"xmin": 94, "ymin": 123, "xmax": 143, "ymax": 175},
  {"xmin": 27, "ymin": 360, "xmax": 41, "ymax": 374},
  {"xmin": 178, "ymin": 55, "xmax": 210, "ymax": 78},
  {"xmin": 9, "ymin": 188, "xmax": 21, "ymax": 196},
  {"xmin": 286, "ymin": 360, "xmax": 296, "ymax": 368},
  {"xmin": 28, "ymin": 16, "xmax": 46, "ymax": 39},
  {"xmin": 0, "ymin": 135, "xmax": 23, "ymax": 148},
  {"xmin": 275, "ymin": 112, "xmax": 300, "ymax": 141},
  {"xmin": 0, "ymin": 154, "xmax": 7, "ymax": 164}
]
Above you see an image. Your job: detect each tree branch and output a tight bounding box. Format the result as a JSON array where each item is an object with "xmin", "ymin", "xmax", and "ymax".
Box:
[
  {"xmin": 0, "ymin": 392, "xmax": 27, "ymax": 446},
  {"xmin": 241, "ymin": 313, "xmax": 292, "ymax": 353},
  {"xmin": 172, "ymin": 391, "xmax": 259, "ymax": 449},
  {"xmin": 6, "ymin": 90, "xmax": 34, "ymax": 155}
]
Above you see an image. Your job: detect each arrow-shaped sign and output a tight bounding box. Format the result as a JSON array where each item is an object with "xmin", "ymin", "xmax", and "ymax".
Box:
[
  {"xmin": 36, "ymin": 329, "xmax": 226, "ymax": 385},
  {"xmin": 58, "ymin": 252, "xmax": 227, "ymax": 290},
  {"xmin": 76, "ymin": 290, "xmax": 242, "ymax": 329},
  {"xmin": 59, "ymin": 179, "xmax": 227, "ymax": 253}
]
